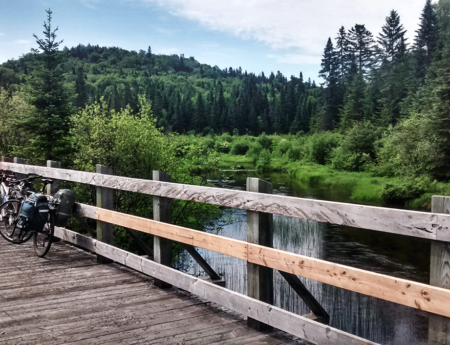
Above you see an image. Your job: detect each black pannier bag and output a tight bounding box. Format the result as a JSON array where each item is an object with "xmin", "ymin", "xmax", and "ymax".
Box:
[
  {"xmin": 53, "ymin": 189, "xmax": 76, "ymax": 227},
  {"xmin": 17, "ymin": 193, "xmax": 49, "ymax": 232}
]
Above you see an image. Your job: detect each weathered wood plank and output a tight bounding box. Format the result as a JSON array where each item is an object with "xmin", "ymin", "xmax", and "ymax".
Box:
[
  {"xmin": 46, "ymin": 160, "xmax": 61, "ymax": 195},
  {"xmin": 96, "ymin": 164, "xmax": 113, "ymax": 264},
  {"xmin": 247, "ymin": 177, "xmax": 274, "ymax": 331},
  {"xmin": 69, "ymin": 205, "xmax": 450, "ymax": 318},
  {"xmin": 153, "ymin": 170, "xmax": 172, "ymax": 288},
  {"xmin": 13, "ymin": 157, "xmax": 27, "ymax": 180},
  {"xmin": 55, "ymin": 227, "xmax": 376, "ymax": 345},
  {"xmin": 429, "ymin": 196, "xmax": 450, "ymax": 344},
  {"xmin": 2, "ymin": 162, "xmax": 449, "ymax": 240}
]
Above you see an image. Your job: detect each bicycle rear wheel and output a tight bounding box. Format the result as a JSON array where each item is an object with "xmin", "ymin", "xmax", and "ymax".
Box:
[
  {"xmin": 33, "ymin": 211, "xmax": 54, "ymax": 257},
  {"xmin": 0, "ymin": 200, "xmax": 33, "ymax": 243}
]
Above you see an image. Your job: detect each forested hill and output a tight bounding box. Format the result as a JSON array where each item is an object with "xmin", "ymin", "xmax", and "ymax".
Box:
[
  {"xmin": 1, "ymin": 0, "xmax": 450, "ymax": 183},
  {"xmin": 0, "ymin": 43, "xmax": 318, "ymax": 135}
]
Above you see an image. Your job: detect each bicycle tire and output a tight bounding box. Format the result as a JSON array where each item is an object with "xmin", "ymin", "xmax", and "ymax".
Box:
[
  {"xmin": 0, "ymin": 200, "xmax": 33, "ymax": 243},
  {"xmin": 33, "ymin": 211, "xmax": 54, "ymax": 257}
]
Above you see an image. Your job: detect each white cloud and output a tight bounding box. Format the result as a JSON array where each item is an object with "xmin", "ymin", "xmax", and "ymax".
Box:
[
  {"xmin": 13, "ymin": 40, "xmax": 31, "ymax": 45},
  {"xmin": 143, "ymin": 0, "xmax": 427, "ymax": 60},
  {"xmin": 267, "ymin": 53, "xmax": 321, "ymax": 65}
]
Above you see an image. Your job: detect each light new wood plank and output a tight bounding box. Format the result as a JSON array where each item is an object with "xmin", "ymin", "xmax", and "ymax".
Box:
[
  {"xmin": 2, "ymin": 162, "xmax": 449, "ymax": 240},
  {"xmin": 93, "ymin": 206, "xmax": 249, "ymax": 261},
  {"xmin": 69, "ymin": 205, "xmax": 450, "ymax": 318},
  {"xmin": 55, "ymin": 227, "xmax": 376, "ymax": 345}
]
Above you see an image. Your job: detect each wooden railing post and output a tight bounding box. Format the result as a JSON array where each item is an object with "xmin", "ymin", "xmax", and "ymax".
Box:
[
  {"xmin": 96, "ymin": 164, "xmax": 113, "ymax": 264},
  {"xmin": 153, "ymin": 170, "xmax": 172, "ymax": 288},
  {"xmin": 429, "ymin": 196, "xmax": 450, "ymax": 344},
  {"xmin": 246, "ymin": 177, "xmax": 273, "ymax": 331},
  {"xmin": 13, "ymin": 157, "xmax": 26, "ymax": 180},
  {"xmin": 1, "ymin": 156, "xmax": 13, "ymax": 163},
  {"xmin": 46, "ymin": 160, "xmax": 61, "ymax": 195}
]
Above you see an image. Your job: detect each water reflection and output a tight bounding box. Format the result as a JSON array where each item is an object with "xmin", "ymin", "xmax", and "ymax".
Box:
[{"xmin": 176, "ymin": 171, "xmax": 429, "ymax": 344}]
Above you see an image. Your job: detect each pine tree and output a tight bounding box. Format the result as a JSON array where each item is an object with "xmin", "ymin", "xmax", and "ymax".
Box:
[
  {"xmin": 378, "ymin": 10, "xmax": 408, "ymax": 62},
  {"xmin": 74, "ymin": 66, "xmax": 88, "ymax": 108},
  {"xmin": 414, "ymin": 0, "xmax": 439, "ymax": 81},
  {"xmin": 22, "ymin": 9, "xmax": 73, "ymax": 163},
  {"xmin": 335, "ymin": 26, "xmax": 351, "ymax": 79},
  {"xmin": 348, "ymin": 24, "xmax": 376, "ymax": 72},
  {"xmin": 319, "ymin": 38, "xmax": 338, "ymax": 86}
]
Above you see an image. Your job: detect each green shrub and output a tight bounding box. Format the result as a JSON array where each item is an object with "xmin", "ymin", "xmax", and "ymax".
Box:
[
  {"xmin": 215, "ymin": 140, "xmax": 231, "ymax": 153},
  {"xmin": 331, "ymin": 122, "xmax": 380, "ymax": 171},
  {"xmin": 231, "ymin": 139, "xmax": 250, "ymax": 155},
  {"xmin": 257, "ymin": 132, "xmax": 272, "ymax": 150},
  {"xmin": 256, "ymin": 149, "xmax": 271, "ymax": 170},
  {"xmin": 246, "ymin": 142, "xmax": 263, "ymax": 164},
  {"xmin": 273, "ymin": 139, "xmax": 292, "ymax": 157},
  {"xmin": 304, "ymin": 132, "xmax": 340, "ymax": 165},
  {"xmin": 202, "ymin": 137, "xmax": 215, "ymax": 149},
  {"xmin": 380, "ymin": 177, "xmax": 429, "ymax": 204}
]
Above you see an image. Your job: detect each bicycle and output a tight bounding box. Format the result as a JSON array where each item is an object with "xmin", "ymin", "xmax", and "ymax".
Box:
[{"xmin": 0, "ymin": 176, "xmax": 56, "ymax": 257}]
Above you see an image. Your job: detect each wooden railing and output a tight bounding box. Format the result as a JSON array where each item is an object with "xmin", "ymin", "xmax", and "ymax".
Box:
[{"xmin": 2, "ymin": 157, "xmax": 450, "ymax": 345}]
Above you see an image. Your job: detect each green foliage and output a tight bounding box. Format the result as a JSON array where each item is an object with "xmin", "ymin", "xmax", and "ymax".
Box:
[
  {"xmin": 256, "ymin": 149, "xmax": 271, "ymax": 171},
  {"xmin": 375, "ymin": 113, "xmax": 443, "ymax": 177},
  {"xmin": 304, "ymin": 132, "xmax": 340, "ymax": 165},
  {"xmin": 380, "ymin": 177, "xmax": 429, "ymax": 205},
  {"xmin": 230, "ymin": 139, "xmax": 250, "ymax": 155},
  {"xmin": 19, "ymin": 9, "xmax": 73, "ymax": 164},
  {"xmin": 331, "ymin": 121, "xmax": 380, "ymax": 171},
  {"xmin": 0, "ymin": 89, "xmax": 33, "ymax": 158},
  {"xmin": 257, "ymin": 132, "xmax": 272, "ymax": 150},
  {"xmin": 246, "ymin": 141, "xmax": 263, "ymax": 164}
]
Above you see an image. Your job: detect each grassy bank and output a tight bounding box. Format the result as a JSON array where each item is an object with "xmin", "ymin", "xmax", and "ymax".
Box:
[{"xmin": 219, "ymin": 153, "xmax": 450, "ymax": 210}]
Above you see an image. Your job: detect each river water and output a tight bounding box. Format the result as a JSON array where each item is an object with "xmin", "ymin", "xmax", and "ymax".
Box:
[{"xmin": 177, "ymin": 170, "xmax": 430, "ymax": 344}]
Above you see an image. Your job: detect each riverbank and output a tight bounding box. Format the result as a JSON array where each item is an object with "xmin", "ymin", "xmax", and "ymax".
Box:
[{"xmin": 219, "ymin": 153, "xmax": 450, "ymax": 210}]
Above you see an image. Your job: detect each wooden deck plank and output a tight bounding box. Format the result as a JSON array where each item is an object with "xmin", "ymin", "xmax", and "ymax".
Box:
[{"xmin": 0, "ymin": 239, "xmax": 305, "ymax": 345}]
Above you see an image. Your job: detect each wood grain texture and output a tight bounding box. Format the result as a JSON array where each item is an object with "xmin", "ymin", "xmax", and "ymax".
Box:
[
  {"xmin": 54, "ymin": 227, "xmax": 375, "ymax": 345},
  {"xmin": 13, "ymin": 157, "xmax": 27, "ymax": 180},
  {"xmin": 72, "ymin": 203, "xmax": 450, "ymax": 318},
  {"xmin": 46, "ymin": 160, "xmax": 61, "ymax": 195},
  {"xmin": 247, "ymin": 177, "xmax": 273, "ymax": 331},
  {"xmin": 96, "ymin": 164, "xmax": 113, "ymax": 264},
  {"xmin": 1, "ymin": 237, "xmax": 304, "ymax": 345},
  {"xmin": 2, "ymin": 162, "xmax": 449, "ymax": 240},
  {"xmin": 153, "ymin": 170, "xmax": 172, "ymax": 289},
  {"xmin": 429, "ymin": 196, "xmax": 450, "ymax": 344}
]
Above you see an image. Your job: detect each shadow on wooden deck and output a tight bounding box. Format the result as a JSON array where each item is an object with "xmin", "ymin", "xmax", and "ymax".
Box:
[{"xmin": 0, "ymin": 240, "xmax": 311, "ymax": 344}]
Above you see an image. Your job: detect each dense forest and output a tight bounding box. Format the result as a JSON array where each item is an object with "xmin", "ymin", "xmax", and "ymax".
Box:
[{"xmin": 1, "ymin": 0, "xmax": 450, "ymax": 212}]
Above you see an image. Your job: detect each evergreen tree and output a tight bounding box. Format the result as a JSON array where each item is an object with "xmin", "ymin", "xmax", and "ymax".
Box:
[
  {"xmin": 22, "ymin": 9, "xmax": 73, "ymax": 163},
  {"xmin": 348, "ymin": 24, "xmax": 376, "ymax": 72},
  {"xmin": 318, "ymin": 38, "xmax": 341, "ymax": 129},
  {"xmin": 335, "ymin": 26, "xmax": 351, "ymax": 79},
  {"xmin": 74, "ymin": 65, "xmax": 88, "ymax": 108},
  {"xmin": 378, "ymin": 10, "xmax": 408, "ymax": 62},
  {"xmin": 319, "ymin": 38, "xmax": 338, "ymax": 86},
  {"xmin": 414, "ymin": 0, "xmax": 439, "ymax": 81}
]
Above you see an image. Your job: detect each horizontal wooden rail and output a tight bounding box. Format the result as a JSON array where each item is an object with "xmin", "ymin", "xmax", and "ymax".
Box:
[
  {"xmin": 53, "ymin": 227, "xmax": 375, "ymax": 345},
  {"xmin": 2, "ymin": 162, "xmax": 450, "ymax": 241},
  {"xmin": 72, "ymin": 202, "xmax": 450, "ymax": 318}
]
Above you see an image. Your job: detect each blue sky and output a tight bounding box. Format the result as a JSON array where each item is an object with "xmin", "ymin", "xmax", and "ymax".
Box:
[{"xmin": 0, "ymin": 0, "xmax": 430, "ymax": 81}]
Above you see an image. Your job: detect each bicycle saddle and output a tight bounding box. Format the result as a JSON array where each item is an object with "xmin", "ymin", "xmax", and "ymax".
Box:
[{"xmin": 41, "ymin": 179, "xmax": 54, "ymax": 184}]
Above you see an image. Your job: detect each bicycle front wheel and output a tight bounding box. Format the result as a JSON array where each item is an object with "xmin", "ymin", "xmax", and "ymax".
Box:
[
  {"xmin": 33, "ymin": 211, "xmax": 54, "ymax": 257},
  {"xmin": 0, "ymin": 200, "xmax": 33, "ymax": 243}
]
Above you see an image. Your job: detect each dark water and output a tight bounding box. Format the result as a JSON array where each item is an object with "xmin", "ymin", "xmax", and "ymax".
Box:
[{"xmin": 177, "ymin": 170, "xmax": 430, "ymax": 344}]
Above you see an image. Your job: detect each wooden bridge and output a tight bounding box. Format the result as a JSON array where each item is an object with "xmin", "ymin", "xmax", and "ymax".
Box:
[{"xmin": 1, "ymin": 157, "xmax": 450, "ymax": 344}]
